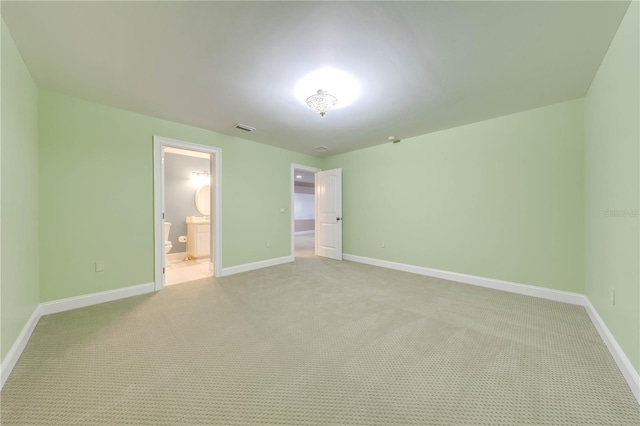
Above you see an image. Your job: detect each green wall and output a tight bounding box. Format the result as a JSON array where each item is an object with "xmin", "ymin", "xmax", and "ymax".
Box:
[
  {"xmin": 38, "ymin": 91, "xmax": 320, "ymax": 302},
  {"xmin": 1, "ymin": 20, "xmax": 40, "ymax": 360},
  {"xmin": 323, "ymin": 99, "xmax": 585, "ymax": 293},
  {"xmin": 584, "ymin": 2, "xmax": 639, "ymax": 373}
]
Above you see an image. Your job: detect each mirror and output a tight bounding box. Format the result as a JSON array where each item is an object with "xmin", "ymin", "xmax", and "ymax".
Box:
[{"xmin": 195, "ymin": 184, "xmax": 211, "ymax": 216}]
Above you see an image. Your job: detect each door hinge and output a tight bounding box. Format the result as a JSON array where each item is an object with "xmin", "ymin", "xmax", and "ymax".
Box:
[{"xmin": 163, "ymin": 267, "xmax": 165, "ymax": 274}]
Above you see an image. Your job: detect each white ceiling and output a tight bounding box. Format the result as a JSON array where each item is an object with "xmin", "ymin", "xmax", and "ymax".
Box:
[{"xmin": 2, "ymin": 1, "xmax": 630, "ymax": 156}]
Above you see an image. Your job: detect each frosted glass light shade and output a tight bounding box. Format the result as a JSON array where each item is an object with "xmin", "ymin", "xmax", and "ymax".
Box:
[
  {"xmin": 294, "ymin": 68, "xmax": 359, "ymax": 110},
  {"xmin": 306, "ymin": 90, "xmax": 338, "ymax": 117}
]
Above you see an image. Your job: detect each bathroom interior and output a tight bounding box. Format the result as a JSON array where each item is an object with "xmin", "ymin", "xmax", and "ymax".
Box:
[
  {"xmin": 163, "ymin": 147, "xmax": 213, "ymax": 286},
  {"xmin": 293, "ymin": 169, "xmax": 316, "ymax": 257}
]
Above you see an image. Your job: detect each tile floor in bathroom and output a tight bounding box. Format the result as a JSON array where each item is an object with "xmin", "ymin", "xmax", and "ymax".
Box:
[{"xmin": 165, "ymin": 253, "xmax": 213, "ymax": 286}]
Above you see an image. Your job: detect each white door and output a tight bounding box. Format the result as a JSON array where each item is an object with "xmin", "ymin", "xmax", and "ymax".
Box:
[{"xmin": 315, "ymin": 168, "xmax": 342, "ymax": 260}]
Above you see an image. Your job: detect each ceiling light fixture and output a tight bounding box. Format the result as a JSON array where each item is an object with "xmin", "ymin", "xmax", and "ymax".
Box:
[
  {"xmin": 306, "ymin": 90, "xmax": 338, "ymax": 117},
  {"xmin": 294, "ymin": 68, "xmax": 360, "ymax": 116}
]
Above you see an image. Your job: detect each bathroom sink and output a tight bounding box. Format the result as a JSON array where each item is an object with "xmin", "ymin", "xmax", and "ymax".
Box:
[{"xmin": 186, "ymin": 216, "xmax": 210, "ymax": 224}]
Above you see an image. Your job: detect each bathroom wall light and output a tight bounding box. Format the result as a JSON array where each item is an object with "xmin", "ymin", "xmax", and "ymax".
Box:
[{"xmin": 191, "ymin": 171, "xmax": 210, "ymax": 187}]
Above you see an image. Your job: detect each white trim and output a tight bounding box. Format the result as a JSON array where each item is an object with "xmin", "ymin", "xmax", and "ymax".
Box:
[
  {"xmin": 343, "ymin": 254, "xmax": 584, "ymax": 305},
  {"xmin": 343, "ymin": 253, "xmax": 640, "ymax": 403},
  {"xmin": 153, "ymin": 136, "xmax": 222, "ymax": 291},
  {"xmin": 294, "ymin": 230, "xmax": 315, "ymax": 235},
  {"xmin": 1, "ymin": 305, "xmax": 41, "ymax": 388},
  {"xmin": 153, "ymin": 140, "xmax": 165, "ymax": 290},
  {"xmin": 1, "ymin": 282, "xmax": 155, "ymax": 389},
  {"xmin": 221, "ymin": 255, "xmax": 294, "ymax": 277},
  {"xmin": 583, "ymin": 299, "xmax": 640, "ymax": 404},
  {"xmin": 39, "ymin": 282, "xmax": 155, "ymax": 316},
  {"xmin": 290, "ymin": 163, "xmax": 321, "ymax": 259}
]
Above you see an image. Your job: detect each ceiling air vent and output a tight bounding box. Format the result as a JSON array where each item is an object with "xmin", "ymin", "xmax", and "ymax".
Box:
[
  {"xmin": 313, "ymin": 145, "xmax": 329, "ymax": 153},
  {"xmin": 235, "ymin": 123, "xmax": 256, "ymax": 132}
]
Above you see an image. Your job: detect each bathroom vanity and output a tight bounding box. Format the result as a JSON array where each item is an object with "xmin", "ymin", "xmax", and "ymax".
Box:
[{"xmin": 186, "ymin": 216, "xmax": 210, "ymax": 259}]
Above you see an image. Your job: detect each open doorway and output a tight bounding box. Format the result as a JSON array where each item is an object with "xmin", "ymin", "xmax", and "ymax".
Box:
[
  {"xmin": 291, "ymin": 164, "xmax": 321, "ymax": 258},
  {"xmin": 163, "ymin": 147, "xmax": 212, "ymax": 286},
  {"xmin": 154, "ymin": 136, "xmax": 222, "ymax": 291}
]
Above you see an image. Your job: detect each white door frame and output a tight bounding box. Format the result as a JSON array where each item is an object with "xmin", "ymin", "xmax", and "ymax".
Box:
[
  {"xmin": 153, "ymin": 136, "xmax": 222, "ymax": 290},
  {"xmin": 290, "ymin": 163, "xmax": 321, "ymax": 258}
]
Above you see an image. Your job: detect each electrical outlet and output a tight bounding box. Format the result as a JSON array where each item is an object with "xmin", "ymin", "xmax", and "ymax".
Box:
[
  {"xmin": 610, "ymin": 288, "xmax": 615, "ymax": 305},
  {"xmin": 95, "ymin": 262, "xmax": 104, "ymax": 272}
]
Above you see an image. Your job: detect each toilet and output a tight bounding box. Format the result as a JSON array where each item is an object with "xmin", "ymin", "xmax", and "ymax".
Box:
[{"xmin": 164, "ymin": 222, "xmax": 172, "ymax": 264}]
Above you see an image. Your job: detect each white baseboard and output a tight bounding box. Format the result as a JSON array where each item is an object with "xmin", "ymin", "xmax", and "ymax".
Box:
[
  {"xmin": 1, "ymin": 282, "xmax": 155, "ymax": 389},
  {"xmin": 343, "ymin": 253, "xmax": 639, "ymax": 404},
  {"xmin": 221, "ymin": 255, "xmax": 294, "ymax": 277},
  {"xmin": 583, "ymin": 299, "xmax": 640, "ymax": 404},
  {"xmin": 1, "ymin": 305, "xmax": 41, "ymax": 388},
  {"xmin": 294, "ymin": 230, "xmax": 315, "ymax": 235},
  {"xmin": 343, "ymin": 254, "xmax": 584, "ymax": 305},
  {"xmin": 39, "ymin": 282, "xmax": 155, "ymax": 316}
]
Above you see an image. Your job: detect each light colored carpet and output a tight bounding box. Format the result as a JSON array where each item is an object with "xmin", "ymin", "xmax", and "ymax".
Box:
[
  {"xmin": 295, "ymin": 232, "xmax": 315, "ymax": 258},
  {"xmin": 1, "ymin": 238, "xmax": 639, "ymax": 424}
]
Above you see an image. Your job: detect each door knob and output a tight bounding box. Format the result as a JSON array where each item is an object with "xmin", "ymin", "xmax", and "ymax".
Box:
[{"xmin": 336, "ymin": 217, "xmax": 342, "ymax": 221}]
